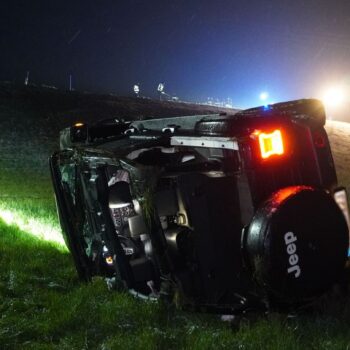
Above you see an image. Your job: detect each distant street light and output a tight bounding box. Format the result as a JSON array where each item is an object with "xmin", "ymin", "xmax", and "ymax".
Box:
[
  {"xmin": 24, "ymin": 71, "xmax": 30, "ymax": 86},
  {"xmin": 157, "ymin": 83, "xmax": 165, "ymax": 100},
  {"xmin": 157, "ymin": 83, "xmax": 165, "ymax": 93},
  {"xmin": 133, "ymin": 84, "xmax": 140, "ymax": 97},
  {"xmin": 259, "ymin": 92, "xmax": 269, "ymax": 101}
]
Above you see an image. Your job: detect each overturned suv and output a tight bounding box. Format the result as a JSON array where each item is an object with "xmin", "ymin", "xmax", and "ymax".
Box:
[{"xmin": 50, "ymin": 99, "xmax": 349, "ymax": 313}]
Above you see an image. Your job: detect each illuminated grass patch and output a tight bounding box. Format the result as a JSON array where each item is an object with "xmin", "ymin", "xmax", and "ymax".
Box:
[
  {"xmin": 0, "ymin": 205, "xmax": 65, "ymax": 247},
  {"xmin": 0, "ymin": 175, "xmax": 66, "ymax": 248},
  {"xmin": 0, "ymin": 167, "xmax": 66, "ymax": 247}
]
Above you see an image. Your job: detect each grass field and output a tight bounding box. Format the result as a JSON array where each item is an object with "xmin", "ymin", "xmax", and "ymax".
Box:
[{"xmin": 1, "ymin": 89, "xmax": 350, "ymax": 349}]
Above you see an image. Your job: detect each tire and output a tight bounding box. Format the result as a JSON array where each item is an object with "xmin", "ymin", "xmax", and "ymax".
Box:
[{"xmin": 243, "ymin": 186, "xmax": 349, "ymax": 305}]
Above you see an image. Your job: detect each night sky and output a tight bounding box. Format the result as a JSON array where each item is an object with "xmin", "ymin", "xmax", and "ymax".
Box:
[{"xmin": 1, "ymin": 0, "xmax": 350, "ymax": 119}]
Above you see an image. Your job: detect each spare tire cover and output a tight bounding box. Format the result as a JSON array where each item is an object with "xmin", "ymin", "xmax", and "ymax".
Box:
[{"xmin": 244, "ymin": 186, "xmax": 348, "ymax": 303}]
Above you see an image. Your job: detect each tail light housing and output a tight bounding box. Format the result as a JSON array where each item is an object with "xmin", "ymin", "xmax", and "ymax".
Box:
[{"xmin": 257, "ymin": 129, "xmax": 284, "ymax": 159}]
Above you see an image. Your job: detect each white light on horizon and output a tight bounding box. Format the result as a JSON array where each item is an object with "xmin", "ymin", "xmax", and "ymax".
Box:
[{"xmin": 322, "ymin": 86, "xmax": 345, "ymax": 109}]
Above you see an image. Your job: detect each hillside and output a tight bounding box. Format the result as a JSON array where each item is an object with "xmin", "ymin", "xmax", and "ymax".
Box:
[{"xmin": 0, "ymin": 82, "xmax": 237, "ymax": 176}]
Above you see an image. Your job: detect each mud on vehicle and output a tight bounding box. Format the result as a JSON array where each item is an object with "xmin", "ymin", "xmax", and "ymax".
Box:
[{"xmin": 50, "ymin": 99, "xmax": 350, "ymax": 313}]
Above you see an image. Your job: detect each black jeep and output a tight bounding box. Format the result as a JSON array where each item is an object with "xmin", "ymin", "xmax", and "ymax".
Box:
[{"xmin": 50, "ymin": 98, "xmax": 349, "ymax": 313}]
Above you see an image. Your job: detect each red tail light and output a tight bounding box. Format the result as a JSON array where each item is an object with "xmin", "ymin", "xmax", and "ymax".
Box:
[{"xmin": 258, "ymin": 129, "xmax": 284, "ymax": 159}]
